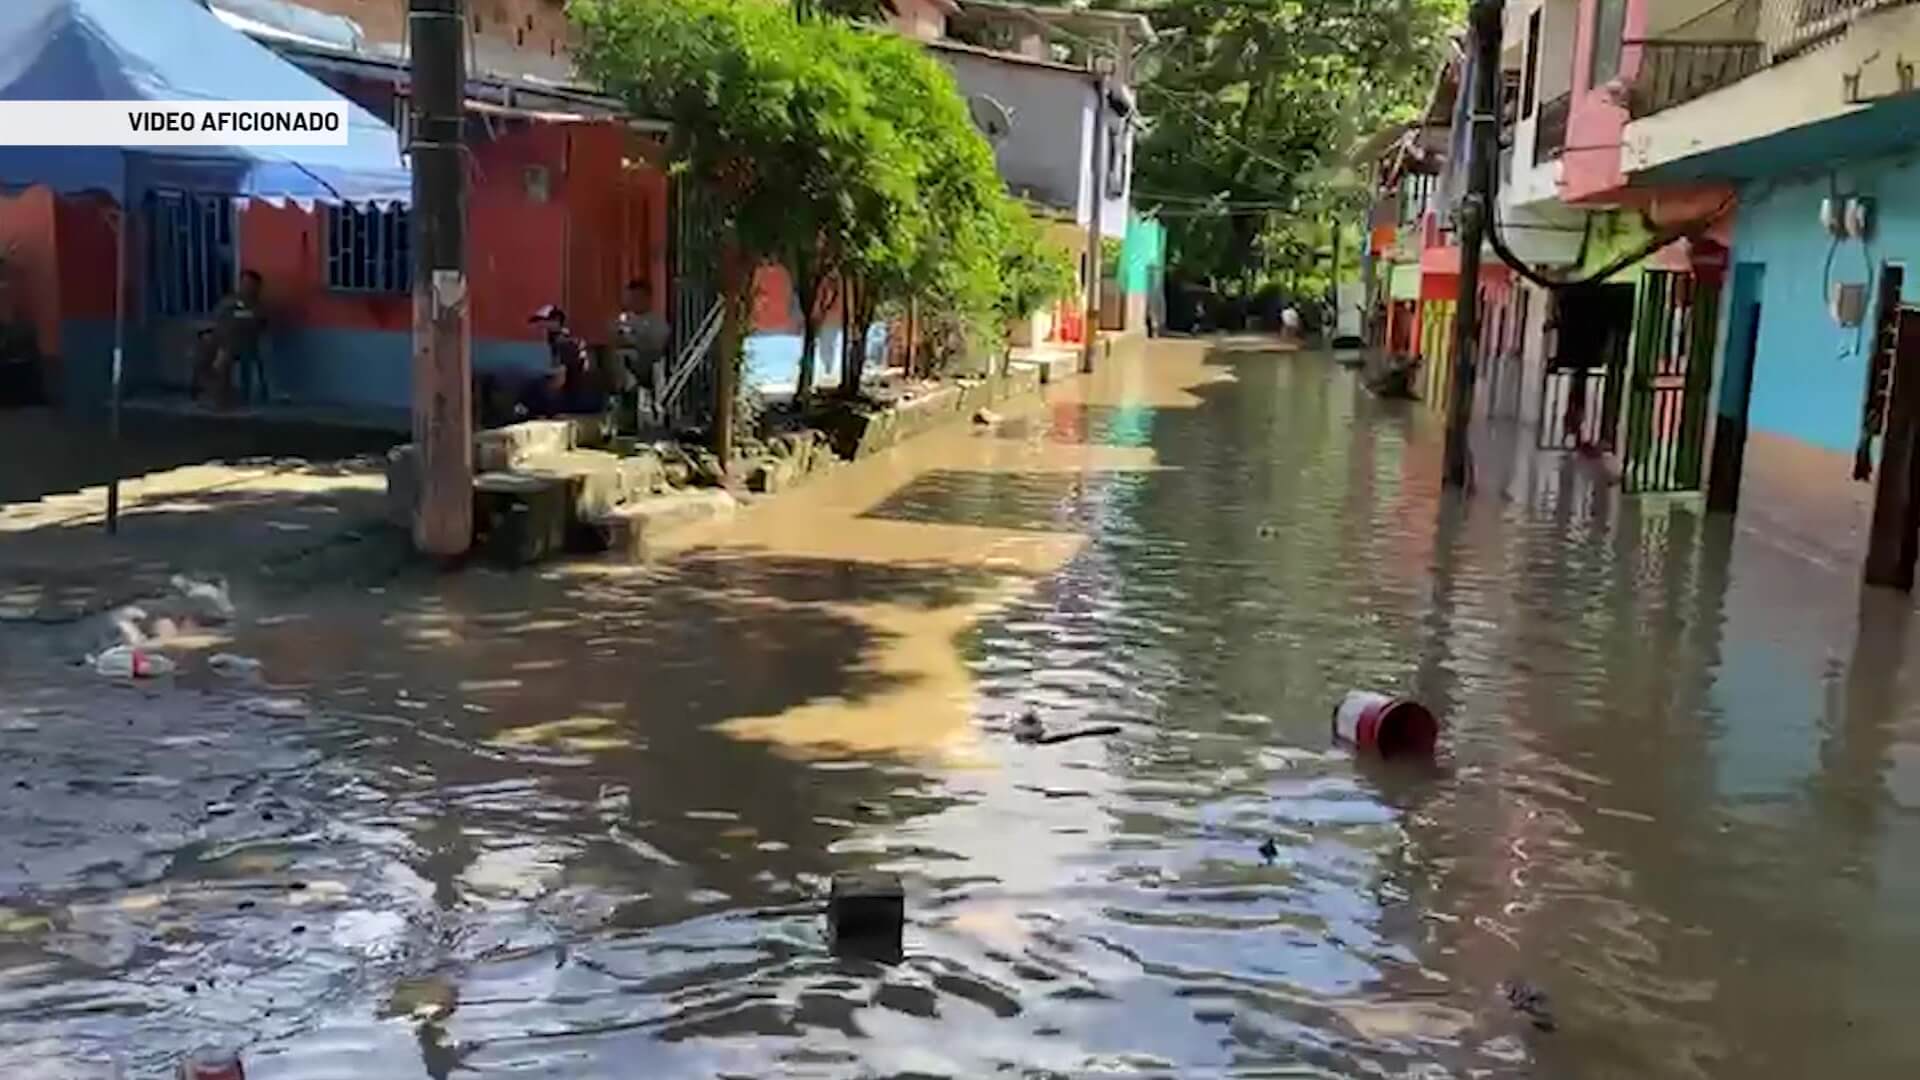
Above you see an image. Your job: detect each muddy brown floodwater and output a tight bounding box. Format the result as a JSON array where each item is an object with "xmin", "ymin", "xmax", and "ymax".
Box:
[{"xmin": 5, "ymin": 338, "xmax": 1920, "ymax": 1078}]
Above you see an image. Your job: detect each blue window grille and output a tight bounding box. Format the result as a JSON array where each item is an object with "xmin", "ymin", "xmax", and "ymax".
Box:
[
  {"xmin": 146, "ymin": 190, "xmax": 236, "ymax": 318},
  {"xmin": 327, "ymin": 203, "xmax": 412, "ymax": 293}
]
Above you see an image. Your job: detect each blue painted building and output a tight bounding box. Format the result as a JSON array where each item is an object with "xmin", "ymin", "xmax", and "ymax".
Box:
[
  {"xmin": 1619, "ymin": 0, "xmax": 1920, "ymax": 516},
  {"xmin": 1726, "ymin": 158, "xmax": 1920, "ymax": 456}
]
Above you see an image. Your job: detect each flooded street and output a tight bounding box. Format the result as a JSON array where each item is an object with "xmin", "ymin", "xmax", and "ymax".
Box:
[{"xmin": 6, "ymin": 337, "xmax": 1920, "ymax": 1078}]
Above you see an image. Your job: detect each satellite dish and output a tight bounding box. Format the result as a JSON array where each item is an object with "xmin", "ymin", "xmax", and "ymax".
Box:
[{"xmin": 968, "ymin": 94, "xmax": 1015, "ymax": 144}]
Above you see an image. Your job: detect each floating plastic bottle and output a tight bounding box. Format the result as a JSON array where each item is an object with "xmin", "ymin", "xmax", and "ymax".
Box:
[{"xmin": 92, "ymin": 645, "xmax": 176, "ymax": 679}]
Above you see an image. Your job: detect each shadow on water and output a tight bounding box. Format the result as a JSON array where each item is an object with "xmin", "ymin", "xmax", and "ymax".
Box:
[{"xmin": 6, "ymin": 341, "xmax": 1920, "ymax": 1077}]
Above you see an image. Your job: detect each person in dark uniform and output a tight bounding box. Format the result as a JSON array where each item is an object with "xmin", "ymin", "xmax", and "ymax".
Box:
[{"xmin": 527, "ymin": 304, "xmax": 605, "ymax": 416}]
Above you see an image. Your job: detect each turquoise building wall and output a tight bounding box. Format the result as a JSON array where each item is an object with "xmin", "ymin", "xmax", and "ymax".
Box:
[{"xmin": 1731, "ymin": 154, "xmax": 1920, "ymax": 455}]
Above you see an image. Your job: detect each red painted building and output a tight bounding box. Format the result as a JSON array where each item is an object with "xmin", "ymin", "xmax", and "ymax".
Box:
[{"xmin": 0, "ymin": 0, "xmax": 674, "ymax": 419}]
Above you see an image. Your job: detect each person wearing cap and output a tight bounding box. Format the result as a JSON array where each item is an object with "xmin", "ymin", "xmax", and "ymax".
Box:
[{"xmin": 528, "ymin": 304, "xmax": 605, "ymax": 416}]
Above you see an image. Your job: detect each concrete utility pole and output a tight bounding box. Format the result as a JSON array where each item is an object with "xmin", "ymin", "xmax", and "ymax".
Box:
[
  {"xmin": 409, "ymin": 0, "xmax": 472, "ymax": 558},
  {"xmin": 1443, "ymin": 0, "xmax": 1504, "ymax": 491},
  {"xmin": 1082, "ymin": 70, "xmax": 1108, "ymax": 375}
]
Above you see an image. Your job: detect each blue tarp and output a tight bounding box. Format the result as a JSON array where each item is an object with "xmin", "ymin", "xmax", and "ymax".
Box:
[{"xmin": 0, "ymin": 0, "xmax": 411, "ymax": 206}]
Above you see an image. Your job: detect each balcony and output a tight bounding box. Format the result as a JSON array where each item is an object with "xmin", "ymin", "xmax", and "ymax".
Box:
[
  {"xmin": 1625, "ymin": 0, "xmax": 1916, "ymax": 118},
  {"xmin": 1626, "ymin": 40, "xmax": 1762, "ymax": 118},
  {"xmin": 1534, "ymin": 92, "xmax": 1570, "ymax": 165}
]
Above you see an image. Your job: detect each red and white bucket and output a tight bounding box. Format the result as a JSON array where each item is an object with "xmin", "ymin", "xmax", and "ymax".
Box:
[
  {"xmin": 177, "ymin": 1051, "xmax": 245, "ymax": 1080},
  {"xmin": 1332, "ymin": 691, "xmax": 1439, "ymax": 759}
]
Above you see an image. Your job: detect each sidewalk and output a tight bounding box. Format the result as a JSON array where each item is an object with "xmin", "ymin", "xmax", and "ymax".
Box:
[{"xmin": 0, "ymin": 456, "xmax": 392, "ymax": 622}]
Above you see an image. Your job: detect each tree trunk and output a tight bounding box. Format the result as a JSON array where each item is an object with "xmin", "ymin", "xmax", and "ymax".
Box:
[
  {"xmin": 840, "ymin": 275, "xmax": 862, "ymax": 399},
  {"xmin": 905, "ymin": 296, "xmax": 919, "ymax": 378},
  {"xmin": 796, "ymin": 308, "xmax": 819, "ymax": 400},
  {"xmin": 713, "ymin": 261, "xmax": 753, "ymax": 466},
  {"xmin": 843, "ymin": 289, "xmax": 875, "ymax": 400}
]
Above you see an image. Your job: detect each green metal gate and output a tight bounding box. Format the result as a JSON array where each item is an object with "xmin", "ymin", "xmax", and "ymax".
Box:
[
  {"xmin": 1621, "ymin": 270, "xmax": 1720, "ymax": 493},
  {"xmin": 1419, "ymin": 298, "xmax": 1456, "ymax": 408}
]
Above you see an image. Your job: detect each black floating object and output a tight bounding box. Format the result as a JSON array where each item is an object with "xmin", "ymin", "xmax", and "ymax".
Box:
[
  {"xmin": 1032, "ymin": 724, "xmax": 1122, "ymax": 745},
  {"xmin": 1012, "ymin": 710, "xmax": 1046, "ymax": 744},
  {"xmin": 828, "ymin": 871, "xmax": 904, "ymax": 964},
  {"xmin": 1500, "ymin": 978, "xmax": 1557, "ymax": 1032},
  {"xmin": 1257, "ymin": 837, "xmax": 1279, "ymax": 864}
]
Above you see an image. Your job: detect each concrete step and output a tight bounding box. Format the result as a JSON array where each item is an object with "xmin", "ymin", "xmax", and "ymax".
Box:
[
  {"xmin": 1008, "ymin": 349, "xmax": 1077, "ymax": 385},
  {"xmin": 513, "ymin": 448, "xmax": 668, "ymax": 521},
  {"xmin": 473, "ymin": 471, "xmax": 572, "ymax": 566},
  {"xmin": 473, "ymin": 415, "xmax": 614, "ymax": 472},
  {"xmin": 586, "ymin": 489, "xmax": 737, "ymax": 561}
]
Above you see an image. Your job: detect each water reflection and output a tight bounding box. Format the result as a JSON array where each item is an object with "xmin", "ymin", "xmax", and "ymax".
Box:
[{"xmin": 4, "ymin": 341, "xmax": 1920, "ymax": 1077}]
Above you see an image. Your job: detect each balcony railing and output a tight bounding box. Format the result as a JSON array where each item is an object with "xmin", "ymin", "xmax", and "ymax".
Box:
[
  {"xmin": 1625, "ymin": 40, "xmax": 1763, "ymax": 118},
  {"xmin": 1786, "ymin": 0, "xmax": 1912, "ymax": 57},
  {"xmin": 1534, "ymin": 92, "xmax": 1570, "ymax": 165},
  {"xmin": 1625, "ymin": 0, "xmax": 1916, "ymax": 117}
]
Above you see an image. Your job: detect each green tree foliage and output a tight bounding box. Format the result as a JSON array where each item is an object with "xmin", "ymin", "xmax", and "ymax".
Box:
[
  {"xmin": 573, "ymin": 0, "xmax": 914, "ymax": 444},
  {"xmin": 793, "ymin": 0, "xmax": 897, "ymax": 22},
  {"xmin": 1126, "ymin": 0, "xmax": 1462, "ymax": 288},
  {"xmin": 575, "ymin": 0, "xmax": 1071, "ymax": 433},
  {"xmin": 995, "ymin": 202, "xmax": 1078, "ymax": 342}
]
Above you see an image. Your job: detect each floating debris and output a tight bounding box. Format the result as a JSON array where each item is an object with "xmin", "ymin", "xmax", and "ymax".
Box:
[
  {"xmin": 208, "ymin": 653, "xmax": 264, "ymax": 679},
  {"xmin": 1499, "ymin": 978, "xmax": 1557, "ymax": 1032},
  {"xmin": 91, "ymin": 645, "xmax": 176, "ymax": 679},
  {"xmin": 239, "ymin": 696, "xmax": 310, "ymax": 719},
  {"xmin": 1012, "ymin": 710, "xmax": 1123, "ymax": 746}
]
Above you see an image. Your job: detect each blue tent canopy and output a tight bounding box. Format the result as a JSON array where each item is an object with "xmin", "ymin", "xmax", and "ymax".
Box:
[{"xmin": 0, "ymin": 0, "xmax": 411, "ymax": 206}]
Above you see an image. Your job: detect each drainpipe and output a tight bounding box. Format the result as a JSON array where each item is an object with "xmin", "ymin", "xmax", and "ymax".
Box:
[{"xmin": 1081, "ymin": 66, "xmax": 1108, "ymax": 374}]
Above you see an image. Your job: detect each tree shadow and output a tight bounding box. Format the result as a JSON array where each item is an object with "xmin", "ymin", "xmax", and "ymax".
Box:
[
  {"xmin": 0, "ymin": 406, "xmax": 399, "ymax": 506},
  {"xmin": 0, "ymin": 475, "xmax": 390, "ymax": 623}
]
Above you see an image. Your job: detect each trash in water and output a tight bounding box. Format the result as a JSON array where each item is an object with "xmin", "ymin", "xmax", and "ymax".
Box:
[
  {"xmin": 1258, "ymin": 837, "xmax": 1279, "ymax": 863},
  {"xmin": 208, "ymin": 653, "xmax": 264, "ymax": 679},
  {"xmin": 92, "ymin": 645, "xmax": 176, "ymax": 679},
  {"xmin": 239, "ymin": 696, "xmax": 309, "ymax": 719},
  {"xmin": 1499, "ymin": 978, "xmax": 1557, "ymax": 1032},
  {"xmin": 1331, "ymin": 690, "xmax": 1439, "ymax": 759},
  {"xmin": 1011, "ymin": 710, "xmax": 1122, "ymax": 746},
  {"xmin": 176, "ymin": 1049, "xmax": 245, "ymax": 1079},
  {"xmin": 972, "ymin": 408, "xmax": 1002, "ymax": 426},
  {"xmin": 170, "ymin": 574, "xmax": 236, "ymax": 623}
]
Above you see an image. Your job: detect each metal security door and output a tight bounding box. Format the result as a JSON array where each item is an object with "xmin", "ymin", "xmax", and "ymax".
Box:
[
  {"xmin": 665, "ymin": 169, "xmax": 721, "ymax": 430},
  {"xmin": 144, "ymin": 189, "xmax": 237, "ymax": 391},
  {"xmin": 1621, "ymin": 270, "xmax": 1720, "ymax": 493}
]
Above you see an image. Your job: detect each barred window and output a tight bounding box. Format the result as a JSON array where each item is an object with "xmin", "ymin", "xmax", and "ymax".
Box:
[
  {"xmin": 146, "ymin": 190, "xmax": 235, "ymax": 318},
  {"xmin": 327, "ymin": 203, "xmax": 412, "ymax": 293}
]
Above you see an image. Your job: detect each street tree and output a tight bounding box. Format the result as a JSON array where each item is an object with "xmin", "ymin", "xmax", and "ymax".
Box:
[
  {"xmin": 994, "ymin": 202, "xmax": 1078, "ymax": 370},
  {"xmin": 1124, "ymin": 0, "xmax": 1461, "ymax": 291},
  {"xmin": 573, "ymin": 0, "xmax": 920, "ymax": 453}
]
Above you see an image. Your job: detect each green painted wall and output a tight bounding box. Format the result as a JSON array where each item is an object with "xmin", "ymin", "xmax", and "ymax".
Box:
[{"xmin": 1121, "ymin": 213, "xmax": 1165, "ymax": 295}]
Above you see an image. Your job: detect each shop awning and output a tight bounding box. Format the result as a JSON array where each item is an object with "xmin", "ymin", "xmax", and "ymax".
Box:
[{"xmin": 0, "ymin": 0, "xmax": 410, "ymax": 206}]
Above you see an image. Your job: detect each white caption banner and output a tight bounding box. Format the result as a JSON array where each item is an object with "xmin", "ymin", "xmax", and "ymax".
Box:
[{"xmin": 0, "ymin": 101, "xmax": 352, "ymax": 146}]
